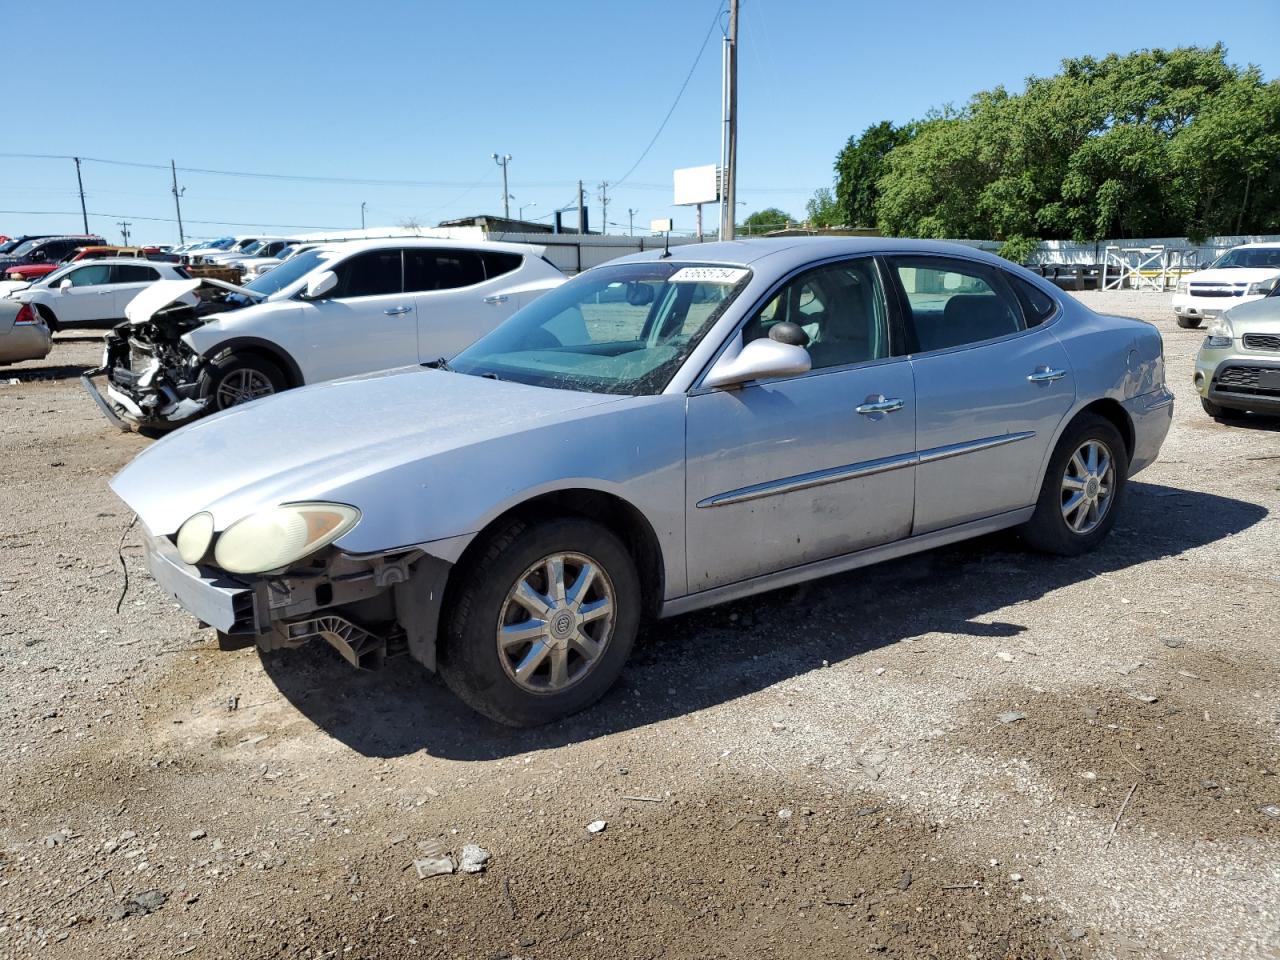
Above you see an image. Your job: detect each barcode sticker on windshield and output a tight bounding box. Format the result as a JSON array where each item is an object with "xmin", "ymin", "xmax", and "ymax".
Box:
[{"xmin": 668, "ymin": 266, "xmax": 749, "ymax": 284}]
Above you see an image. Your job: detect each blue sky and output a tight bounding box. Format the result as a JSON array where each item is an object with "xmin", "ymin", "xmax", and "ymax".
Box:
[{"xmin": 3, "ymin": 0, "xmax": 1278, "ymax": 243}]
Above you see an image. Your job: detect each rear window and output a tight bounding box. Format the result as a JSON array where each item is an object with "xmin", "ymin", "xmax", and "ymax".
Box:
[{"xmin": 481, "ymin": 251, "xmax": 522, "ymax": 280}]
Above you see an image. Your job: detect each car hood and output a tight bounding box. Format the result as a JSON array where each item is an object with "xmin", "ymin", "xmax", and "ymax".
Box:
[
  {"xmin": 110, "ymin": 367, "xmax": 624, "ymax": 538},
  {"xmin": 125, "ymin": 277, "xmax": 262, "ymax": 324},
  {"xmin": 1223, "ymin": 295, "xmax": 1280, "ymax": 331},
  {"xmin": 1186, "ymin": 267, "xmax": 1280, "ymax": 284}
]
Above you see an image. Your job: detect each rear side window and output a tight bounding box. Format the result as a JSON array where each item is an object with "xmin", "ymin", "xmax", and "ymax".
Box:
[
  {"xmin": 890, "ymin": 256, "xmax": 1024, "ymax": 353},
  {"xmin": 112, "ymin": 264, "xmax": 159, "ymax": 283},
  {"xmin": 331, "ymin": 249, "xmax": 403, "ymax": 298},
  {"xmin": 481, "ymin": 251, "xmax": 522, "ymax": 280},
  {"xmin": 1007, "ymin": 274, "xmax": 1057, "ymax": 326},
  {"xmin": 404, "ymin": 249, "xmax": 486, "ymax": 292}
]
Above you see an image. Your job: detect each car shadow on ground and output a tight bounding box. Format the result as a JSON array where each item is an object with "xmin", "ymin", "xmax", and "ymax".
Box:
[
  {"xmin": 258, "ymin": 481, "xmax": 1268, "ymax": 761},
  {"xmin": 0, "ymin": 363, "xmax": 92, "ymax": 382}
]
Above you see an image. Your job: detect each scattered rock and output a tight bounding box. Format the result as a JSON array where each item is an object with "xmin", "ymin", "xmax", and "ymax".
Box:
[
  {"xmin": 414, "ymin": 855, "xmax": 455, "ymax": 879},
  {"xmin": 1258, "ymin": 804, "xmax": 1280, "ymax": 819},
  {"xmin": 1161, "ymin": 637, "xmax": 1185, "ymax": 649},
  {"xmin": 44, "ymin": 829, "xmax": 70, "ymax": 847},
  {"xmin": 459, "ymin": 844, "xmax": 491, "ymax": 874},
  {"xmin": 1126, "ymin": 692, "xmax": 1159, "ymax": 705},
  {"xmin": 1067, "ymin": 927, "xmax": 1088, "ymax": 942},
  {"xmin": 994, "ymin": 651, "xmax": 1014, "ymax": 663},
  {"xmin": 899, "ymin": 869, "xmax": 912, "ymax": 891},
  {"xmin": 777, "ymin": 808, "xmax": 792, "ymax": 820},
  {"xmin": 108, "ymin": 889, "xmax": 167, "ymax": 921},
  {"xmin": 997, "ymin": 711, "xmax": 1026, "ymax": 724},
  {"xmin": 586, "ymin": 820, "xmax": 607, "ymax": 834},
  {"xmin": 1009, "ymin": 872, "xmax": 1024, "ymax": 882},
  {"xmin": 1200, "ymin": 780, "xmax": 1219, "ymax": 790},
  {"xmin": 874, "ymin": 667, "xmax": 886, "ymax": 677},
  {"xmin": 189, "ymin": 829, "xmax": 206, "ymax": 841}
]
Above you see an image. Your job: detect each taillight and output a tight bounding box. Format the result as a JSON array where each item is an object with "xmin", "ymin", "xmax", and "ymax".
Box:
[{"xmin": 13, "ymin": 303, "xmax": 38, "ymax": 326}]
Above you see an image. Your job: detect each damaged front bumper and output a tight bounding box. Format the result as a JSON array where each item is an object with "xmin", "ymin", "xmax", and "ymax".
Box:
[
  {"xmin": 141, "ymin": 529, "xmax": 452, "ymax": 672},
  {"xmin": 82, "ymin": 329, "xmax": 211, "ymax": 430}
]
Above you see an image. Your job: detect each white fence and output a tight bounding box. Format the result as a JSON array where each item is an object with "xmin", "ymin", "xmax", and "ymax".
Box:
[{"xmin": 1024, "ymin": 234, "xmax": 1280, "ymax": 267}]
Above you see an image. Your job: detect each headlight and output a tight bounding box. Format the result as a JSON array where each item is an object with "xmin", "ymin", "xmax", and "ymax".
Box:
[
  {"xmin": 1246, "ymin": 278, "xmax": 1278, "ymax": 296},
  {"xmin": 213, "ymin": 502, "xmax": 361, "ymax": 574},
  {"xmin": 1204, "ymin": 318, "xmax": 1234, "ymax": 349},
  {"xmin": 1176, "ymin": 279, "xmax": 1188, "ymax": 295},
  {"xmin": 176, "ymin": 511, "xmax": 215, "ymax": 564}
]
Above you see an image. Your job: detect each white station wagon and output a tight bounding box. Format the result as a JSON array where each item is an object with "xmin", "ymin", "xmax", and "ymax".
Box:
[{"xmin": 84, "ymin": 238, "xmax": 565, "ymax": 429}]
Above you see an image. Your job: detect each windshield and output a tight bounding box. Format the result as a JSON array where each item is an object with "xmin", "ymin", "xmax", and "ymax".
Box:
[
  {"xmin": 450, "ymin": 261, "xmax": 750, "ymax": 395},
  {"xmin": 200, "ymin": 237, "xmax": 234, "ymax": 251},
  {"xmin": 0, "ymin": 239, "xmax": 22, "ymax": 254},
  {"xmin": 240, "ymin": 247, "xmax": 331, "ymax": 296},
  {"xmin": 239, "ymin": 240, "xmax": 266, "ymax": 256},
  {"xmin": 40, "ymin": 262, "xmax": 82, "ymax": 286},
  {"xmin": 1210, "ymin": 247, "xmax": 1280, "ymax": 269},
  {"xmin": 9, "ymin": 239, "xmax": 43, "ymax": 257}
]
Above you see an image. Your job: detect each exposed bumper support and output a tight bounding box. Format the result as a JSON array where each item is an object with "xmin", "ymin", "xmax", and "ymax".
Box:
[{"xmin": 80, "ymin": 367, "xmax": 132, "ymax": 432}]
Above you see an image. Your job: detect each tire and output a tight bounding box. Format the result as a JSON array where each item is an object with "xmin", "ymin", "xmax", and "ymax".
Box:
[
  {"xmin": 1020, "ymin": 414, "xmax": 1129, "ymax": 556},
  {"xmin": 438, "ymin": 517, "xmax": 641, "ymax": 726},
  {"xmin": 1175, "ymin": 316, "xmax": 1201, "ymax": 329},
  {"xmin": 1200, "ymin": 396, "xmax": 1245, "ymax": 420},
  {"xmin": 35, "ymin": 305, "xmax": 60, "ymax": 333},
  {"xmin": 200, "ymin": 353, "xmax": 287, "ymax": 412}
]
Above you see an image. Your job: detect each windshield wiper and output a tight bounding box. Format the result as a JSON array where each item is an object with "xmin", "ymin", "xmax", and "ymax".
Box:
[{"xmin": 423, "ymin": 356, "xmax": 453, "ymax": 371}]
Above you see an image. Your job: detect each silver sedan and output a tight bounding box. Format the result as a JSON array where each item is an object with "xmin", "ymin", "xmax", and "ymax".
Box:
[
  {"xmin": 110, "ymin": 238, "xmax": 1173, "ymax": 725},
  {"xmin": 0, "ymin": 300, "xmax": 52, "ymax": 366}
]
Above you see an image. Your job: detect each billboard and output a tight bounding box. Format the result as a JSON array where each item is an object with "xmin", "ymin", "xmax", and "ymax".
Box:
[{"xmin": 673, "ymin": 165, "xmax": 719, "ymax": 206}]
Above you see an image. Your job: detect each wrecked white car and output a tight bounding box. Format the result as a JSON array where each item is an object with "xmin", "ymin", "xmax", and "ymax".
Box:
[{"xmin": 82, "ymin": 238, "xmax": 565, "ymax": 430}]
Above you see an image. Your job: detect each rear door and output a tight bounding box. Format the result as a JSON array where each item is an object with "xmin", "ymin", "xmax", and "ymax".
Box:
[
  {"xmin": 109, "ymin": 263, "xmax": 162, "ymax": 318},
  {"xmin": 298, "ymin": 248, "xmax": 419, "ymax": 381},
  {"xmin": 52, "ymin": 263, "xmax": 116, "ymax": 323},
  {"xmin": 887, "ymin": 255, "xmax": 1075, "ymax": 534},
  {"xmin": 405, "ymin": 248, "xmax": 507, "ymax": 359}
]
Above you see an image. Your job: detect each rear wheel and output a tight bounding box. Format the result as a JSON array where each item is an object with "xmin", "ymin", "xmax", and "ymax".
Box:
[
  {"xmin": 1020, "ymin": 414, "xmax": 1128, "ymax": 556},
  {"xmin": 201, "ymin": 353, "xmax": 287, "ymax": 412},
  {"xmin": 1200, "ymin": 396, "xmax": 1245, "ymax": 420},
  {"xmin": 35, "ymin": 305, "xmax": 60, "ymax": 333},
  {"xmin": 439, "ymin": 517, "xmax": 640, "ymax": 726},
  {"xmin": 1175, "ymin": 316, "xmax": 1201, "ymax": 329}
]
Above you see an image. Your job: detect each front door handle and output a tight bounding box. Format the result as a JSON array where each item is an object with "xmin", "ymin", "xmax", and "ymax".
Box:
[
  {"xmin": 1027, "ymin": 366, "xmax": 1067, "ymax": 383},
  {"xmin": 855, "ymin": 395, "xmax": 905, "ymax": 415},
  {"xmin": 384, "ymin": 306, "xmax": 412, "ymax": 316},
  {"xmin": 483, "ymin": 294, "xmax": 509, "ymax": 304}
]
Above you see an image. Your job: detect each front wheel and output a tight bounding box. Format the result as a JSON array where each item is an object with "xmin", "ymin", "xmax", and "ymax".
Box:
[
  {"xmin": 1175, "ymin": 316, "xmax": 1201, "ymax": 329},
  {"xmin": 439, "ymin": 518, "xmax": 641, "ymax": 726},
  {"xmin": 1020, "ymin": 414, "xmax": 1129, "ymax": 556},
  {"xmin": 201, "ymin": 353, "xmax": 286, "ymax": 412}
]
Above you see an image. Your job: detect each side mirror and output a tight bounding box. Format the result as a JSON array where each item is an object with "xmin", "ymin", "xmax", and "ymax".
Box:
[
  {"xmin": 703, "ymin": 335, "xmax": 811, "ymax": 389},
  {"xmin": 58, "ymin": 278, "xmax": 73, "ymax": 291},
  {"xmin": 301, "ymin": 270, "xmax": 338, "ymax": 299}
]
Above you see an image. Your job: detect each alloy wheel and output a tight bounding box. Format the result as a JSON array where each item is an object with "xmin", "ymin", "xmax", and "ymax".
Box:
[
  {"xmin": 495, "ymin": 552, "xmax": 615, "ymax": 695},
  {"xmin": 216, "ymin": 368, "xmax": 276, "ymax": 408},
  {"xmin": 1060, "ymin": 439, "xmax": 1115, "ymax": 535}
]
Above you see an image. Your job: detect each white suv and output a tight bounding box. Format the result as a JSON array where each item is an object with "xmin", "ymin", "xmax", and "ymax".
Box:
[
  {"xmin": 1172, "ymin": 243, "xmax": 1280, "ymax": 328},
  {"xmin": 84, "ymin": 238, "xmax": 565, "ymax": 430}
]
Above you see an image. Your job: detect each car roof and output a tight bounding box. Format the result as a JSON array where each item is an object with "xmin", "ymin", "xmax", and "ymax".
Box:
[
  {"xmin": 611, "ymin": 236, "xmax": 1010, "ymax": 271},
  {"xmin": 314, "ymin": 237, "xmax": 546, "ymax": 257},
  {"xmin": 1231, "ymin": 242, "xmax": 1280, "ymax": 250}
]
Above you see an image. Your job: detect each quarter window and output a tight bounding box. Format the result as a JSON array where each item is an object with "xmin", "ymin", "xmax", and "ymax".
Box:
[
  {"xmin": 331, "ymin": 250, "xmax": 403, "ymax": 298},
  {"xmin": 1007, "ymin": 273, "xmax": 1057, "ymax": 326},
  {"xmin": 111, "ymin": 264, "xmax": 159, "ymax": 283},
  {"xmin": 404, "ymin": 250, "xmax": 486, "ymax": 292},
  {"xmin": 890, "ymin": 257, "xmax": 1023, "ymax": 352},
  {"xmin": 481, "ymin": 251, "xmax": 523, "ymax": 280},
  {"xmin": 743, "ymin": 258, "xmax": 889, "ymax": 370}
]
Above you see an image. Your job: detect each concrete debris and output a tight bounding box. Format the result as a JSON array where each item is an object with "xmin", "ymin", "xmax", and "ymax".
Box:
[
  {"xmin": 1009, "ymin": 873, "xmax": 1024, "ymax": 882},
  {"xmin": 1258, "ymin": 804, "xmax": 1280, "ymax": 819},
  {"xmin": 777, "ymin": 808, "xmax": 793, "ymax": 820},
  {"xmin": 189, "ymin": 829, "xmax": 206, "ymax": 840},
  {"xmin": 44, "ymin": 829, "xmax": 70, "ymax": 847},
  {"xmin": 997, "ymin": 712, "xmax": 1027, "ymax": 724},
  {"xmin": 586, "ymin": 820, "xmax": 607, "ymax": 834},
  {"xmin": 899, "ymin": 869, "xmax": 912, "ymax": 891},
  {"xmin": 414, "ymin": 855, "xmax": 455, "ymax": 879},
  {"xmin": 1161, "ymin": 637, "xmax": 1185, "ymax": 649},
  {"xmin": 994, "ymin": 651, "xmax": 1014, "ymax": 663},
  {"xmin": 459, "ymin": 844, "xmax": 491, "ymax": 874},
  {"xmin": 1126, "ymin": 692, "xmax": 1159, "ymax": 704},
  {"xmin": 108, "ymin": 889, "xmax": 167, "ymax": 921}
]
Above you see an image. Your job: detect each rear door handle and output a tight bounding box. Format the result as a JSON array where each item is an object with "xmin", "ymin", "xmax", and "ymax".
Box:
[
  {"xmin": 483, "ymin": 294, "xmax": 509, "ymax": 304},
  {"xmin": 1027, "ymin": 366, "xmax": 1066, "ymax": 383},
  {"xmin": 855, "ymin": 395, "xmax": 905, "ymax": 415},
  {"xmin": 384, "ymin": 306, "xmax": 412, "ymax": 316}
]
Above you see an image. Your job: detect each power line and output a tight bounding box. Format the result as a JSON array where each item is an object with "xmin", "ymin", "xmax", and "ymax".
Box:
[
  {"xmin": 0, "ymin": 209, "xmax": 347, "ymax": 231},
  {"xmin": 612, "ymin": 0, "xmax": 726, "ymax": 188}
]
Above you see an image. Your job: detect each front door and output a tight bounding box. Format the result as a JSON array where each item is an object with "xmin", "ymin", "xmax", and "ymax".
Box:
[
  {"xmin": 887, "ymin": 255, "xmax": 1076, "ymax": 534},
  {"xmin": 300, "ymin": 248, "xmax": 419, "ymax": 382},
  {"xmin": 685, "ymin": 257, "xmax": 916, "ymax": 593},
  {"xmin": 54, "ymin": 263, "xmax": 116, "ymax": 323}
]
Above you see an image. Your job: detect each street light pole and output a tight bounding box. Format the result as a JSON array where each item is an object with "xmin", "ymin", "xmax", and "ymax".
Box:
[
  {"xmin": 628, "ymin": 208, "xmax": 637, "ymax": 236},
  {"xmin": 519, "ymin": 202, "xmax": 536, "ymax": 221},
  {"xmin": 360, "ymin": 201, "xmax": 367, "ymax": 230},
  {"xmin": 492, "ymin": 153, "xmax": 512, "ymax": 219},
  {"xmin": 169, "ymin": 159, "xmax": 185, "ymax": 244},
  {"xmin": 720, "ymin": 0, "xmax": 739, "ymax": 241}
]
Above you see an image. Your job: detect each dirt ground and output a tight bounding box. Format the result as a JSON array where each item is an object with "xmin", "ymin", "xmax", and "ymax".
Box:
[{"xmin": 0, "ymin": 292, "xmax": 1277, "ymax": 960}]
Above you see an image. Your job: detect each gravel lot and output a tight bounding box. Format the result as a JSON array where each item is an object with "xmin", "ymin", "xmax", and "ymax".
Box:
[{"xmin": 1, "ymin": 291, "xmax": 1277, "ymax": 960}]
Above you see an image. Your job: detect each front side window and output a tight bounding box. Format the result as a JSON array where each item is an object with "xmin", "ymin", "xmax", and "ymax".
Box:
[
  {"xmin": 330, "ymin": 249, "xmax": 403, "ymax": 298},
  {"xmin": 404, "ymin": 249, "xmax": 485, "ymax": 292},
  {"xmin": 450, "ymin": 261, "xmax": 750, "ymax": 395},
  {"xmin": 743, "ymin": 258, "xmax": 889, "ymax": 370},
  {"xmin": 891, "ymin": 257, "xmax": 1023, "ymax": 352},
  {"xmin": 66, "ymin": 264, "xmax": 113, "ymax": 287}
]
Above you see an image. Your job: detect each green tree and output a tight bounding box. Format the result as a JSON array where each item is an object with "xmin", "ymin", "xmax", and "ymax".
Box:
[
  {"xmin": 834, "ymin": 121, "xmax": 911, "ymax": 227},
  {"xmin": 740, "ymin": 208, "xmax": 793, "ymax": 234},
  {"xmin": 805, "ymin": 188, "xmax": 841, "ymax": 228}
]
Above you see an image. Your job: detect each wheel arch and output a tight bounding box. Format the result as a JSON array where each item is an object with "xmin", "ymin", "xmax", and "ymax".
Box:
[
  {"xmin": 1038, "ymin": 396, "xmax": 1136, "ymax": 489},
  {"xmin": 202, "ymin": 336, "xmax": 304, "ymax": 388},
  {"xmin": 33, "ymin": 303, "xmax": 58, "ymax": 328}
]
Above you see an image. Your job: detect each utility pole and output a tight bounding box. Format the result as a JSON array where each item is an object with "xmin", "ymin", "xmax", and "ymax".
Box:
[
  {"xmin": 73, "ymin": 157, "xmax": 88, "ymax": 234},
  {"xmin": 360, "ymin": 201, "xmax": 367, "ymax": 230},
  {"xmin": 117, "ymin": 221, "xmax": 132, "ymax": 245},
  {"xmin": 170, "ymin": 160, "xmax": 186, "ymax": 244},
  {"xmin": 719, "ymin": 0, "xmax": 739, "ymax": 241},
  {"xmin": 627, "ymin": 208, "xmax": 637, "ymax": 236},
  {"xmin": 519, "ymin": 201, "xmax": 536, "ymax": 220},
  {"xmin": 577, "ymin": 180, "xmax": 585, "ymax": 235},
  {"xmin": 492, "ymin": 153, "xmax": 512, "ymax": 219},
  {"xmin": 598, "ymin": 181, "xmax": 609, "ymax": 236}
]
